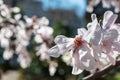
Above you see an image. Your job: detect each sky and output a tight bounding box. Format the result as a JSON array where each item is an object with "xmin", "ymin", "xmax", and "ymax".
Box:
[{"xmin": 36, "ymin": 0, "xmax": 87, "ymax": 18}]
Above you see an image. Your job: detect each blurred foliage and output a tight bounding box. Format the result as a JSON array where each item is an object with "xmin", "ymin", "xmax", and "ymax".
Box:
[{"xmin": 53, "ymin": 22, "xmax": 74, "ymax": 37}]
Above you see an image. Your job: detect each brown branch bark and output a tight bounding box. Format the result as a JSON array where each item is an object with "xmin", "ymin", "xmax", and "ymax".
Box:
[{"xmin": 83, "ymin": 59, "xmax": 120, "ymax": 80}]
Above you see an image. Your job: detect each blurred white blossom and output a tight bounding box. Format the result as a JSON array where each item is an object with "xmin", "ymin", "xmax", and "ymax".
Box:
[
  {"xmin": 49, "ymin": 61, "xmax": 58, "ymax": 76},
  {"xmin": 87, "ymin": 0, "xmax": 120, "ymax": 13}
]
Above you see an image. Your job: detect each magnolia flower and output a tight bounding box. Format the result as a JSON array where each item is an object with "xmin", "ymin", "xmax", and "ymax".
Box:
[
  {"xmin": 48, "ymin": 32, "xmax": 97, "ymax": 75},
  {"xmin": 90, "ymin": 11, "xmax": 119, "ymax": 67}
]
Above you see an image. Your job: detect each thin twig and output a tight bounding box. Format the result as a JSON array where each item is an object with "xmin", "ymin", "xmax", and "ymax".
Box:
[{"xmin": 83, "ymin": 59, "xmax": 120, "ymax": 80}]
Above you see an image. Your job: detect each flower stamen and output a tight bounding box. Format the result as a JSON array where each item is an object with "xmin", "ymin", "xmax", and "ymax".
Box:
[{"xmin": 73, "ymin": 37, "xmax": 84, "ymax": 47}]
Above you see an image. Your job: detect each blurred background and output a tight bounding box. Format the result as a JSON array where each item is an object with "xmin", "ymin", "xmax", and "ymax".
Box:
[{"xmin": 0, "ymin": 0, "xmax": 120, "ymax": 80}]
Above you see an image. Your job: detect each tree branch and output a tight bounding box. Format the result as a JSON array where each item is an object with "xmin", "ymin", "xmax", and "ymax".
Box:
[{"xmin": 83, "ymin": 59, "xmax": 120, "ymax": 80}]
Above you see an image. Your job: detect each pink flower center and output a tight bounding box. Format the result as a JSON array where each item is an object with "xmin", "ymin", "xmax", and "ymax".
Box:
[{"xmin": 73, "ymin": 37, "xmax": 84, "ymax": 47}]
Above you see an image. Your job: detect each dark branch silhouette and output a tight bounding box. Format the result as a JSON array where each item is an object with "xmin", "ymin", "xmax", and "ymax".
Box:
[{"xmin": 83, "ymin": 59, "xmax": 120, "ymax": 80}]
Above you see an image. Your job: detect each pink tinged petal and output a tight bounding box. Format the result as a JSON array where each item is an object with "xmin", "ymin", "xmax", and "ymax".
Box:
[
  {"xmin": 86, "ymin": 5, "xmax": 94, "ymax": 13},
  {"xmin": 112, "ymin": 1, "xmax": 120, "ymax": 13},
  {"xmin": 81, "ymin": 53, "xmax": 96, "ymax": 71},
  {"xmin": 102, "ymin": 0, "xmax": 111, "ymax": 8},
  {"xmin": 102, "ymin": 40, "xmax": 112, "ymax": 53},
  {"xmin": 104, "ymin": 29, "xmax": 118, "ymax": 41},
  {"xmin": 110, "ymin": 24, "xmax": 120, "ymax": 33},
  {"xmin": 72, "ymin": 51, "xmax": 84, "ymax": 75},
  {"xmin": 79, "ymin": 46, "xmax": 96, "ymax": 71},
  {"xmin": 40, "ymin": 52, "xmax": 50, "ymax": 61},
  {"xmin": 112, "ymin": 42, "xmax": 120, "ymax": 52},
  {"xmin": 107, "ymin": 53, "xmax": 116, "ymax": 65},
  {"xmin": 18, "ymin": 54, "xmax": 31, "ymax": 69},
  {"xmin": 88, "ymin": 0, "xmax": 100, "ymax": 6},
  {"xmin": 96, "ymin": 53, "xmax": 109, "ymax": 69},
  {"xmin": 99, "ymin": 53, "xmax": 109, "ymax": 65},
  {"xmin": 92, "ymin": 45, "xmax": 102, "ymax": 60},
  {"xmin": 103, "ymin": 11, "xmax": 118, "ymax": 29},
  {"xmin": 72, "ymin": 51, "xmax": 84, "ymax": 69}
]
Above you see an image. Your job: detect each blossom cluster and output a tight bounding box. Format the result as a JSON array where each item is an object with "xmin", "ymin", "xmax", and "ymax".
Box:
[
  {"xmin": 1, "ymin": 0, "xmax": 120, "ymax": 77},
  {"xmin": 87, "ymin": 0, "xmax": 120, "ymax": 13},
  {"xmin": 48, "ymin": 11, "xmax": 120, "ymax": 75},
  {"xmin": 0, "ymin": 0, "xmax": 58, "ymax": 76}
]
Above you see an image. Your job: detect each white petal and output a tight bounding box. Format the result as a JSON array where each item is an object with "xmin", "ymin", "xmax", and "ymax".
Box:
[
  {"xmin": 90, "ymin": 26, "xmax": 102, "ymax": 45},
  {"xmin": 102, "ymin": 0, "xmax": 111, "ymax": 8},
  {"xmin": 77, "ymin": 28, "xmax": 87, "ymax": 37},
  {"xmin": 72, "ymin": 51, "xmax": 84, "ymax": 75},
  {"xmin": 79, "ymin": 46, "xmax": 96, "ymax": 71},
  {"xmin": 38, "ymin": 26, "xmax": 53, "ymax": 35},
  {"xmin": 3, "ymin": 49, "xmax": 14, "ymax": 60},
  {"xmin": 84, "ymin": 21, "xmax": 101, "ymax": 45},
  {"xmin": 48, "ymin": 45, "xmax": 62, "ymax": 57},
  {"xmin": 72, "ymin": 66, "xmax": 83, "ymax": 75},
  {"xmin": 39, "ymin": 17, "xmax": 49, "ymax": 26},
  {"xmin": 18, "ymin": 53, "xmax": 31, "ymax": 69},
  {"xmin": 54, "ymin": 35, "xmax": 73, "ymax": 44},
  {"xmin": 12, "ymin": 7, "xmax": 20, "ymax": 13},
  {"xmin": 34, "ymin": 35, "xmax": 43, "ymax": 43},
  {"xmin": 72, "ymin": 50, "xmax": 84, "ymax": 69},
  {"xmin": 107, "ymin": 53, "xmax": 116, "ymax": 65},
  {"xmin": 92, "ymin": 45, "xmax": 102, "ymax": 60},
  {"xmin": 14, "ymin": 14, "xmax": 22, "ymax": 20},
  {"xmin": 91, "ymin": 14, "xmax": 97, "ymax": 21},
  {"xmin": 103, "ymin": 11, "xmax": 118, "ymax": 29},
  {"xmin": 104, "ymin": 29, "xmax": 118, "ymax": 41},
  {"xmin": 112, "ymin": 42, "xmax": 120, "ymax": 52}
]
